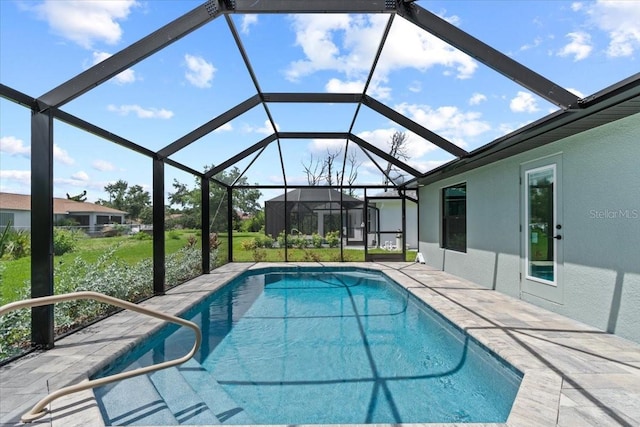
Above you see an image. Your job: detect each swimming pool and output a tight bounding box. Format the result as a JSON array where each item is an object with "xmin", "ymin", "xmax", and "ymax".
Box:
[{"xmin": 93, "ymin": 267, "xmax": 522, "ymax": 425}]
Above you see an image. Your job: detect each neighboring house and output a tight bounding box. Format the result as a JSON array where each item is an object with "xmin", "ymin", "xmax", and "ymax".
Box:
[
  {"xmin": 369, "ymin": 190, "xmax": 418, "ymax": 249},
  {"xmin": 0, "ymin": 192, "xmax": 126, "ymax": 232},
  {"xmin": 418, "ymin": 110, "xmax": 640, "ymax": 343}
]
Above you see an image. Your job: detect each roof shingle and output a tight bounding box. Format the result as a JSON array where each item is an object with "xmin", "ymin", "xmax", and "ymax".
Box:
[{"xmin": 0, "ymin": 192, "xmax": 127, "ymax": 215}]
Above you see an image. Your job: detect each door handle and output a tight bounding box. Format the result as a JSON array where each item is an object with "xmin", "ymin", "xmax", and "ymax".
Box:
[{"xmin": 554, "ymin": 235, "xmax": 562, "ymax": 240}]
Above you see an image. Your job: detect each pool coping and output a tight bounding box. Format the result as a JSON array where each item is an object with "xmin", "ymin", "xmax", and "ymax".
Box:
[{"xmin": 1, "ymin": 262, "xmax": 639, "ymax": 426}]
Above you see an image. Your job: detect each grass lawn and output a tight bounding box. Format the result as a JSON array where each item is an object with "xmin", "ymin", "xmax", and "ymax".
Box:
[
  {"xmin": 1, "ymin": 230, "xmax": 417, "ymax": 304},
  {"xmin": 230, "ymin": 232, "xmax": 417, "ymax": 263},
  {"xmin": 0, "ymin": 229, "xmax": 200, "ymax": 304}
]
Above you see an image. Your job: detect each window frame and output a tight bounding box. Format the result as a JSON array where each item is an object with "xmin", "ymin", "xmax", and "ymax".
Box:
[
  {"xmin": 0, "ymin": 212, "xmax": 15, "ymax": 228},
  {"xmin": 441, "ymin": 182, "xmax": 467, "ymax": 253}
]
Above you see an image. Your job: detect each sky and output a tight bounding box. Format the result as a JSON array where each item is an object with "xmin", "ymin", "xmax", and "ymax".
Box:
[{"xmin": 1, "ymin": 0, "xmax": 639, "ymax": 206}]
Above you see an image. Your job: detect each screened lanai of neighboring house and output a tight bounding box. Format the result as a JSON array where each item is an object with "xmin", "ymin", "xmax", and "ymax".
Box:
[
  {"xmin": 1, "ymin": 0, "xmax": 639, "ymax": 353},
  {"xmin": 264, "ymin": 188, "xmax": 365, "ymax": 243}
]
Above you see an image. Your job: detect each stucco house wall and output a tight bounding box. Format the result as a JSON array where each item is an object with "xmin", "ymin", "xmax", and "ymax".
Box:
[
  {"xmin": 375, "ymin": 199, "xmax": 418, "ymax": 249},
  {"xmin": 418, "ymin": 113, "xmax": 640, "ymax": 343},
  {"xmin": 0, "ymin": 209, "xmax": 31, "ymax": 229},
  {"xmin": 0, "ymin": 193, "xmax": 126, "ymax": 233}
]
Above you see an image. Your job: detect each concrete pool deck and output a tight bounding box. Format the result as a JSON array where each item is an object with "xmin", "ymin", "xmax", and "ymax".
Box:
[{"xmin": 1, "ymin": 262, "xmax": 639, "ymax": 427}]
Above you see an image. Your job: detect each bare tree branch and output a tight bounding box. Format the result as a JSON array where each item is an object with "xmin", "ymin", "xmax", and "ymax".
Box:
[
  {"xmin": 324, "ymin": 149, "xmax": 341, "ymax": 186},
  {"xmin": 302, "ymin": 154, "xmax": 326, "ymax": 185},
  {"xmin": 383, "ymin": 131, "xmax": 409, "ymax": 186},
  {"xmin": 302, "ymin": 147, "xmax": 361, "ymax": 192}
]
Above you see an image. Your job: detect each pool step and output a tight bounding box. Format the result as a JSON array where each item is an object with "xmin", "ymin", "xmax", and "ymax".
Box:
[
  {"xmin": 148, "ymin": 365, "xmax": 220, "ymax": 425},
  {"xmin": 95, "ymin": 363, "xmax": 179, "ymax": 426},
  {"xmin": 179, "ymin": 358, "xmax": 255, "ymax": 424}
]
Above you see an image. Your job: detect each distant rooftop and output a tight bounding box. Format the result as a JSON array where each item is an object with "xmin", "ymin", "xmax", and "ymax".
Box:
[{"xmin": 0, "ymin": 192, "xmax": 127, "ymax": 215}]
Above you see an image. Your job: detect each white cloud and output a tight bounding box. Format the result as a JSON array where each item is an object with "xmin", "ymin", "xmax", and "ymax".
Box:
[
  {"xmin": 520, "ymin": 37, "xmax": 543, "ymax": 51},
  {"xmin": 244, "ymin": 120, "xmax": 278, "ymax": 135},
  {"xmin": 33, "ymin": 0, "xmax": 138, "ymax": 49},
  {"xmin": 557, "ymin": 32, "xmax": 593, "ymax": 61},
  {"xmin": 0, "ymin": 137, "xmax": 73, "ymax": 164},
  {"xmin": 377, "ymin": 16, "xmax": 477, "ymax": 80},
  {"xmin": 286, "ymin": 14, "xmax": 353, "ymax": 81},
  {"xmin": 308, "ymin": 139, "xmax": 345, "ymax": 154},
  {"xmin": 256, "ymin": 120, "xmax": 277, "ymax": 135},
  {"xmin": 0, "ymin": 170, "xmax": 31, "ymax": 185},
  {"xmin": 409, "ymin": 159, "xmax": 451, "ymax": 173},
  {"xmin": 55, "ymin": 177, "xmax": 109, "ymax": 193},
  {"xmin": 214, "ymin": 122, "xmax": 234, "ymax": 133},
  {"xmin": 366, "ymin": 79, "xmax": 393, "ymax": 100},
  {"xmin": 0, "ymin": 136, "xmax": 30, "ymax": 157},
  {"xmin": 356, "ymin": 128, "xmax": 402, "ymax": 157},
  {"xmin": 498, "ymin": 123, "xmax": 518, "ymax": 136},
  {"xmin": 572, "ymin": 2, "xmax": 584, "ymax": 12},
  {"xmin": 408, "ymin": 81, "xmax": 422, "ymax": 93},
  {"xmin": 285, "ymin": 14, "xmax": 477, "ymax": 97},
  {"xmin": 325, "ymin": 78, "xmax": 365, "ymax": 93},
  {"xmin": 241, "ymin": 15, "xmax": 258, "ymax": 34},
  {"xmin": 587, "ymin": 1, "xmax": 640, "ymax": 57},
  {"xmin": 510, "ymin": 91, "xmax": 540, "ymax": 113},
  {"xmin": 92, "ymin": 159, "xmax": 115, "ymax": 171},
  {"xmin": 395, "ymin": 103, "xmax": 491, "ymax": 148},
  {"xmin": 71, "ymin": 171, "xmax": 89, "ymax": 181},
  {"xmin": 107, "ymin": 104, "xmax": 174, "ymax": 119},
  {"xmin": 469, "ymin": 93, "xmax": 487, "ymax": 105},
  {"xmin": 437, "ymin": 10, "xmax": 461, "ymax": 27},
  {"xmin": 53, "ymin": 144, "xmax": 74, "ymax": 165},
  {"xmin": 184, "ymin": 54, "xmax": 215, "ymax": 88},
  {"xmin": 92, "ymin": 51, "xmax": 136, "ymax": 84},
  {"xmin": 567, "ymin": 87, "xmax": 586, "ymax": 98}
]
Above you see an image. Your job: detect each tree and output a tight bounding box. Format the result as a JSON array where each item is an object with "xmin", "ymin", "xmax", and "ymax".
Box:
[
  {"xmin": 302, "ymin": 153, "xmax": 326, "ymax": 185},
  {"xmin": 342, "ymin": 147, "xmax": 361, "ymax": 194},
  {"xmin": 168, "ymin": 166, "xmax": 262, "ymax": 232},
  {"xmin": 383, "ymin": 131, "xmax": 410, "ymax": 186},
  {"xmin": 302, "ymin": 147, "xmax": 361, "ymax": 190},
  {"xmin": 98, "ymin": 180, "xmax": 151, "ymax": 223},
  {"xmin": 125, "ymin": 184, "xmax": 151, "ymax": 221},
  {"xmin": 101, "ymin": 180, "xmax": 128, "ymax": 211}
]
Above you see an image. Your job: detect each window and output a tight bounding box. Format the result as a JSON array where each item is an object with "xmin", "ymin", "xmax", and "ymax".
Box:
[
  {"xmin": 442, "ymin": 183, "xmax": 466, "ymax": 252},
  {"xmin": 0, "ymin": 212, "xmax": 14, "ymax": 228}
]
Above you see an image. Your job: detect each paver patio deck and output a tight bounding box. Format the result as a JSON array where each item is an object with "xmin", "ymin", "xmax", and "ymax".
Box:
[{"xmin": 1, "ymin": 262, "xmax": 639, "ymax": 426}]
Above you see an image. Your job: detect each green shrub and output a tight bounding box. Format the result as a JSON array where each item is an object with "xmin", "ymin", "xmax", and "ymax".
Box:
[
  {"xmin": 53, "ymin": 228, "xmax": 78, "ymax": 256},
  {"xmin": 0, "ymin": 223, "xmax": 10, "ymax": 259},
  {"xmin": 255, "ymin": 234, "xmax": 274, "ymax": 248},
  {"xmin": 311, "ymin": 233, "xmax": 323, "ymax": 248},
  {"xmin": 1, "ymin": 228, "xmax": 30, "ymax": 260},
  {"xmin": 252, "ymin": 249, "xmax": 267, "ymax": 262},
  {"xmin": 185, "ymin": 235, "xmax": 197, "ymax": 248},
  {"xmin": 209, "ymin": 232, "xmax": 220, "ymax": 250},
  {"xmin": 302, "ymin": 249, "xmax": 321, "ymax": 262},
  {"xmin": 325, "ymin": 230, "xmax": 340, "ymax": 248},
  {"xmin": 113, "ymin": 224, "xmax": 128, "ymax": 236},
  {"xmin": 292, "ymin": 235, "xmax": 307, "ymax": 249},
  {"xmin": 0, "ymin": 242, "xmax": 213, "ymax": 361},
  {"xmin": 241, "ymin": 238, "xmax": 258, "ymax": 251},
  {"xmin": 133, "ymin": 231, "xmax": 152, "ymax": 240},
  {"xmin": 167, "ymin": 230, "xmax": 180, "ymax": 240},
  {"xmin": 54, "ymin": 218, "xmax": 79, "ymax": 227}
]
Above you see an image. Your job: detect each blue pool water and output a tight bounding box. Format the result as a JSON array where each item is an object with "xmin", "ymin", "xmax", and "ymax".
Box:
[{"xmin": 94, "ymin": 267, "xmax": 522, "ymax": 425}]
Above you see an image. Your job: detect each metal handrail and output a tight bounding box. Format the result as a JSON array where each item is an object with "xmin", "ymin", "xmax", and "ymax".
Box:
[{"xmin": 0, "ymin": 291, "xmax": 202, "ymax": 423}]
